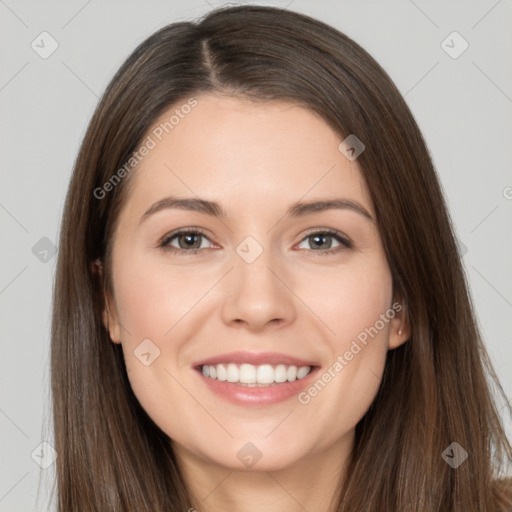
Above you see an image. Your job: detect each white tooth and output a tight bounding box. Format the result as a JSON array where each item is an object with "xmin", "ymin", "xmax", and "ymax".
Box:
[
  {"xmin": 297, "ymin": 366, "xmax": 311, "ymax": 379},
  {"xmin": 287, "ymin": 365, "xmax": 297, "ymax": 381},
  {"xmin": 226, "ymin": 363, "xmax": 239, "ymax": 383},
  {"xmin": 274, "ymin": 364, "xmax": 287, "ymax": 383},
  {"xmin": 204, "ymin": 362, "xmax": 309, "ymax": 384},
  {"xmin": 256, "ymin": 364, "xmax": 275, "ymax": 384},
  {"xmin": 239, "ymin": 363, "xmax": 256, "ymax": 384},
  {"xmin": 216, "ymin": 364, "xmax": 227, "ymax": 381}
]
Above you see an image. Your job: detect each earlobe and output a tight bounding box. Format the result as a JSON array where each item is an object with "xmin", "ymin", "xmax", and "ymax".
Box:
[
  {"xmin": 92, "ymin": 258, "xmax": 122, "ymax": 344},
  {"xmin": 103, "ymin": 295, "xmax": 122, "ymax": 344},
  {"xmin": 388, "ymin": 300, "xmax": 410, "ymax": 350}
]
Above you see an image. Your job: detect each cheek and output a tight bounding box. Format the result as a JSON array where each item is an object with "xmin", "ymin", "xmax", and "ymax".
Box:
[
  {"xmin": 111, "ymin": 254, "xmax": 203, "ymax": 439},
  {"xmin": 297, "ymin": 254, "xmax": 393, "ymax": 348},
  {"xmin": 110, "ymin": 251, "xmax": 221, "ymax": 432},
  {"xmin": 112, "ymin": 250, "xmax": 216, "ymax": 345},
  {"xmin": 293, "ymin": 256, "xmax": 393, "ymax": 427}
]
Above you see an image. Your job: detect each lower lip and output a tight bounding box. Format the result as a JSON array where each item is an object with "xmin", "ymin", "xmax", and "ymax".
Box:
[{"xmin": 196, "ymin": 367, "xmax": 320, "ymax": 407}]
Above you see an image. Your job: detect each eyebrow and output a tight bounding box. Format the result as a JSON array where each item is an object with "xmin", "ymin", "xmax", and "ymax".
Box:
[{"xmin": 139, "ymin": 196, "xmax": 373, "ymax": 224}]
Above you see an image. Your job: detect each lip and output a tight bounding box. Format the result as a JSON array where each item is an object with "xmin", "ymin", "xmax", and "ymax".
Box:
[
  {"xmin": 192, "ymin": 351, "xmax": 318, "ymax": 368},
  {"xmin": 196, "ymin": 366, "xmax": 320, "ymax": 407},
  {"xmin": 192, "ymin": 351, "xmax": 320, "ymax": 407}
]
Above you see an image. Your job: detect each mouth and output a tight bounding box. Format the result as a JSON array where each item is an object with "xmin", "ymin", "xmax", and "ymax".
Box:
[
  {"xmin": 198, "ymin": 363, "xmax": 314, "ymax": 387},
  {"xmin": 192, "ymin": 352, "xmax": 320, "ymax": 406}
]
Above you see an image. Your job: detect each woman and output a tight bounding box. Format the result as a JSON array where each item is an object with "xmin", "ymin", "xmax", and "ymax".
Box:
[{"xmin": 51, "ymin": 5, "xmax": 512, "ymax": 511}]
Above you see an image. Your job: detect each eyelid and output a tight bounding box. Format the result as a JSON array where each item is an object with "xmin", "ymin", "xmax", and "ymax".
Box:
[
  {"xmin": 158, "ymin": 227, "xmax": 215, "ymax": 250},
  {"xmin": 158, "ymin": 227, "xmax": 352, "ymax": 255},
  {"xmin": 294, "ymin": 228, "xmax": 352, "ymax": 254}
]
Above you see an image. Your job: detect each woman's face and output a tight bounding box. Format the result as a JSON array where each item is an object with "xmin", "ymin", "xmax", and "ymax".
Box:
[{"xmin": 104, "ymin": 93, "xmax": 408, "ymax": 471}]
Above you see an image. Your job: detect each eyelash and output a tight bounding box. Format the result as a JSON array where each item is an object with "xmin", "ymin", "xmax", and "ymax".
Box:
[{"xmin": 158, "ymin": 228, "xmax": 352, "ymax": 257}]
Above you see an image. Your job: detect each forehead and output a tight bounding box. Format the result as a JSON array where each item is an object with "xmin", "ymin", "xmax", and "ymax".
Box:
[{"xmin": 121, "ymin": 93, "xmax": 372, "ymax": 217}]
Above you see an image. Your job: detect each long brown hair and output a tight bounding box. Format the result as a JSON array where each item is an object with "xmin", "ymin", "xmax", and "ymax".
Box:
[{"xmin": 51, "ymin": 5, "xmax": 512, "ymax": 511}]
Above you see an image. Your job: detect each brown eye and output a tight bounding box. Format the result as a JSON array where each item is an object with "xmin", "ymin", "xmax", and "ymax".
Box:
[{"xmin": 159, "ymin": 230, "xmax": 213, "ymax": 254}]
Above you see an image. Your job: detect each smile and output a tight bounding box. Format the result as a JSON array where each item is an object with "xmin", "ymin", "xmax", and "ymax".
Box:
[{"xmin": 201, "ymin": 363, "xmax": 312, "ymax": 386}]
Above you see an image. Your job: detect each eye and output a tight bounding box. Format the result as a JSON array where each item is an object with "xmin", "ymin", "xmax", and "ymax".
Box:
[
  {"xmin": 159, "ymin": 229, "xmax": 215, "ymax": 255},
  {"xmin": 158, "ymin": 228, "xmax": 352, "ymax": 256},
  {"xmin": 296, "ymin": 230, "xmax": 352, "ymax": 255}
]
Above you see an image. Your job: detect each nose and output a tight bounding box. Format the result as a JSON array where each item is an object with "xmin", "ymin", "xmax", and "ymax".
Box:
[{"xmin": 220, "ymin": 242, "xmax": 297, "ymax": 332}]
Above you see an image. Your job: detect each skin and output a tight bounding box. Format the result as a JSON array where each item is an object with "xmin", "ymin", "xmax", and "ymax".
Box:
[{"xmin": 102, "ymin": 93, "xmax": 410, "ymax": 512}]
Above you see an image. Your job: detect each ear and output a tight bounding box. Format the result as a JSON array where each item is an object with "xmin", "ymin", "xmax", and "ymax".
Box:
[
  {"xmin": 91, "ymin": 258, "xmax": 122, "ymax": 344},
  {"xmin": 387, "ymin": 297, "xmax": 410, "ymax": 350}
]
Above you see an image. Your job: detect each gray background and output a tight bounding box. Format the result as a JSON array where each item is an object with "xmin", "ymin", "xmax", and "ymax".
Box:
[{"xmin": 1, "ymin": 0, "xmax": 511, "ymax": 510}]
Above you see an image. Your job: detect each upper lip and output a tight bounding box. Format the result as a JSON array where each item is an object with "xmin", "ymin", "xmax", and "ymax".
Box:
[{"xmin": 193, "ymin": 351, "xmax": 318, "ymax": 368}]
